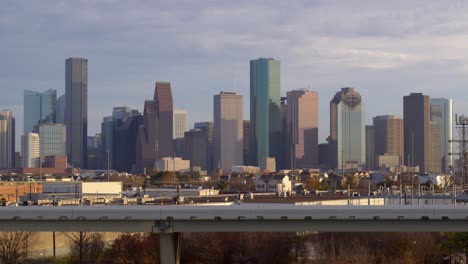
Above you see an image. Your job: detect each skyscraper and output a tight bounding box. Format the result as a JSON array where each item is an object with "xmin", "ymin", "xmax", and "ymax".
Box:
[
  {"xmin": 65, "ymin": 57, "xmax": 88, "ymax": 169},
  {"xmin": 184, "ymin": 128, "xmax": 209, "ymax": 171},
  {"xmin": 136, "ymin": 82, "xmax": 174, "ymax": 172},
  {"xmin": 21, "ymin": 133, "xmax": 40, "ymax": 168},
  {"xmin": 38, "ymin": 123, "xmax": 66, "ymax": 160},
  {"xmin": 286, "ymin": 89, "xmax": 319, "ymax": 169},
  {"xmin": 250, "ymin": 58, "xmax": 281, "ymax": 168},
  {"xmin": 174, "ymin": 109, "xmax": 187, "ymax": 139},
  {"xmin": 114, "ymin": 114, "xmax": 143, "ymax": 173},
  {"xmin": 23, "ymin": 89, "xmax": 56, "ymax": 134},
  {"xmin": 0, "ymin": 111, "xmax": 15, "ymax": 169},
  {"xmin": 329, "ymin": 87, "xmax": 365, "ymax": 170},
  {"xmin": 365, "ymin": 125, "xmax": 375, "ymax": 170},
  {"xmin": 373, "ymin": 115, "xmax": 404, "ymax": 167},
  {"xmin": 403, "ymin": 93, "xmax": 430, "ymax": 172},
  {"xmin": 214, "ymin": 92, "xmax": 243, "ymax": 171},
  {"xmin": 430, "ymin": 98, "xmax": 453, "ymax": 172},
  {"xmin": 243, "ymin": 120, "xmax": 250, "ymax": 166},
  {"xmin": 194, "ymin": 122, "xmax": 214, "ymax": 172},
  {"xmin": 55, "ymin": 94, "xmax": 65, "ymax": 124}
]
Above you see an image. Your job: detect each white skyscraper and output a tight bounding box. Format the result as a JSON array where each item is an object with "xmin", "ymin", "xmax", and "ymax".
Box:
[
  {"xmin": 173, "ymin": 109, "xmax": 187, "ymax": 139},
  {"xmin": 21, "ymin": 133, "xmax": 40, "ymax": 168},
  {"xmin": 214, "ymin": 92, "xmax": 243, "ymax": 171}
]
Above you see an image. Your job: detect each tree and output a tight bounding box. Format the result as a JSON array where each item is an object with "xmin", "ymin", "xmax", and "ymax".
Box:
[
  {"xmin": 216, "ymin": 181, "xmax": 227, "ymax": 194},
  {"xmin": 0, "ymin": 232, "xmax": 35, "ymax": 264},
  {"xmin": 102, "ymin": 233, "xmax": 159, "ymax": 264},
  {"xmin": 67, "ymin": 232, "xmax": 105, "ymax": 264}
]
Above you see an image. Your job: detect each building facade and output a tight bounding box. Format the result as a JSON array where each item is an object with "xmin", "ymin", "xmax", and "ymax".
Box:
[
  {"xmin": 38, "ymin": 123, "xmax": 66, "ymax": 161},
  {"xmin": 21, "ymin": 133, "xmax": 40, "ymax": 168},
  {"xmin": 403, "ymin": 93, "xmax": 430, "ymax": 172},
  {"xmin": 430, "ymin": 98, "xmax": 453, "ymax": 172},
  {"xmin": 0, "ymin": 111, "xmax": 15, "ymax": 169},
  {"xmin": 174, "ymin": 109, "xmax": 187, "ymax": 139},
  {"xmin": 214, "ymin": 92, "xmax": 243, "ymax": 171},
  {"xmin": 286, "ymin": 89, "xmax": 319, "ymax": 169},
  {"xmin": 373, "ymin": 115, "xmax": 404, "ymax": 168},
  {"xmin": 250, "ymin": 58, "xmax": 281, "ymax": 168},
  {"xmin": 329, "ymin": 87, "xmax": 365, "ymax": 171},
  {"xmin": 65, "ymin": 57, "xmax": 88, "ymax": 169},
  {"xmin": 23, "ymin": 89, "xmax": 56, "ymax": 134},
  {"xmin": 194, "ymin": 122, "xmax": 214, "ymax": 172},
  {"xmin": 136, "ymin": 82, "xmax": 174, "ymax": 172},
  {"xmin": 55, "ymin": 94, "xmax": 65, "ymax": 124},
  {"xmin": 113, "ymin": 115, "xmax": 143, "ymax": 173},
  {"xmin": 365, "ymin": 125, "xmax": 375, "ymax": 170}
]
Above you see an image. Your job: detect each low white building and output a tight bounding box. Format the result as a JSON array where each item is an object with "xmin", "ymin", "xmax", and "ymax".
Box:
[
  {"xmin": 255, "ymin": 174, "xmax": 291, "ymax": 194},
  {"xmin": 260, "ymin": 157, "xmax": 276, "ymax": 172},
  {"xmin": 231, "ymin": 166, "xmax": 260, "ymax": 174},
  {"xmin": 155, "ymin": 157, "xmax": 190, "ymax": 172}
]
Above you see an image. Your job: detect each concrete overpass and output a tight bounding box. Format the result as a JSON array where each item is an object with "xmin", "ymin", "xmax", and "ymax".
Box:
[{"xmin": 1, "ymin": 204, "xmax": 468, "ymax": 263}]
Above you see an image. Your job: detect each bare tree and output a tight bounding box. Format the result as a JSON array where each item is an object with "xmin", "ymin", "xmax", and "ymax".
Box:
[
  {"xmin": 67, "ymin": 232, "xmax": 105, "ymax": 264},
  {"xmin": 0, "ymin": 232, "xmax": 35, "ymax": 264}
]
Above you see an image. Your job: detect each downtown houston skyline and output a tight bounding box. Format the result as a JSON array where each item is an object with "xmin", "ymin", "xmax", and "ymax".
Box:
[{"xmin": 2, "ymin": 1, "xmax": 468, "ymax": 151}]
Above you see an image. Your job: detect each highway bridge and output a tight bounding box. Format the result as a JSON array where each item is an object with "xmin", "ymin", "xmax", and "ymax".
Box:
[{"xmin": 2, "ymin": 204, "xmax": 468, "ymax": 264}]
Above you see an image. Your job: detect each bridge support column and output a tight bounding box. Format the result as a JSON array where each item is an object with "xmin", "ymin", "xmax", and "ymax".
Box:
[{"xmin": 160, "ymin": 232, "xmax": 180, "ymax": 264}]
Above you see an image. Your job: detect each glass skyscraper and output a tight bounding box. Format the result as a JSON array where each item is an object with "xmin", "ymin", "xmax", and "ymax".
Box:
[
  {"xmin": 23, "ymin": 89, "xmax": 57, "ymax": 134},
  {"xmin": 430, "ymin": 98, "xmax": 453, "ymax": 172},
  {"xmin": 38, "ymin": 123, "xmax": 66, "ymax": 160},
  {"xmin": 65, "ymin": 57, "xmax": 88, "ymax": 169},
  {"xmin": 249, "ymin": 58, "xmax": 281, "ymax": 168},
  {"xmin": 329, "ymin": 87, "xmax": 365, "ymax": 170}
]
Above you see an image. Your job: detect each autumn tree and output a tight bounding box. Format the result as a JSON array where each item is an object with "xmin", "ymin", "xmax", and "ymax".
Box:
[{"xmin": 67, "ymin": 232, "xmax": 105, "ymax": 264}]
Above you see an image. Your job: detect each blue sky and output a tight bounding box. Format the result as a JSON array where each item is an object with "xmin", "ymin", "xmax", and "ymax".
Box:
[{"xmin": 2, "ymin": 1, "xmax": 468, "ymax": 149}]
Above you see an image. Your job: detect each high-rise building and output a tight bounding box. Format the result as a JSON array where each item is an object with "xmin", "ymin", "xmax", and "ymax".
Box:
[
  {"xmin": 65, "ymin": 57, "xmax": 88, "ymax": 169},
  {"xmin": 403, "ymin": 93, "xmax": 430, "ymax": 172},
  {"xmin": 286, "ymin": 89, "xmax": 319, "ymax": 169},
  {"xmin": 195, "ymin": 122, "xmax": 214, "ymax": 172},
  {"xmin": 23, "ymin": 89, "xmax": 56, "ymax": 134},
  {"xmin": 100, "ymin": 116, "xmax": 113, "ymax": 169},
  {"xmin": 184, "ymin": 128, "xmax": 209, "ymax": 171},
  {"xmin": 329, "ymin": 87, "xmax": 365, "ymax": 170},
  {"xmin": 56, "ymin": 94, "xmax": 65, "ymax": 124},
  {"xmin": 250, "ymin": 58, "xmax": 281, "ymax": 168},
  {"xmin": 174, "ymin": 109, "xmax": 187, "ymax": 139},
  {"xmin": 21, "ymin": 133, "xmax": 40, "ymax": 168},
  {"xmin": 243, "ymin": 120, "xmax": 250, "ymax": 166},
  {"xmin": 365, "ymin": 125, "xmax": 375, "ymax": 170},
  {"xmin": 114, "ymin": 114, "xmax": 143, "ymax": 173},
  {"xmin": 373, "ymin": 115, "xmax": 404, "ymax": 168},
  {"xmin": 38, "ymin": 123, "xmax": 66, "ymax": 160},
  {"xmin": 430, "ymin": 98, "xmax": 453, "ymax": 172},
  {"xmin": 136, "ymin": 82, "xmax": 173, "ymax": 172},
  {"xmin": 214, "ymin": 92, "xmax": 243, "ymax": 171},
  {"xmin": 0, "ymin": 111, "xmax": 15, "ymax": 169}
]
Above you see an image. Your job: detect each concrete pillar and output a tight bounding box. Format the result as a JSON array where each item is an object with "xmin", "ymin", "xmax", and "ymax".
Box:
[{"xmin": 160, "ymin": 232, "xmax": 180, "ymax": 264}]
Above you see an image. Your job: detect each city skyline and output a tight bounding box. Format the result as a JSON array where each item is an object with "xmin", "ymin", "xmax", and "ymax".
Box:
[{"xmin": 3, "ymin": 1, "xmax": 468, "ymax": 150}]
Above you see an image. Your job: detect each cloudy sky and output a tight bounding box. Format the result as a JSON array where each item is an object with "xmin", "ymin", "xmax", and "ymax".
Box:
[{"xmin": 2, "ymin": 0, "xmax": 468, "ymax": 148}]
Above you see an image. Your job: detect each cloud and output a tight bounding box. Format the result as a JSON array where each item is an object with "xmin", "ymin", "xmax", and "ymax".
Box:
[{"xmin": 2, "ymin": 0, "xmax": 468, "ymax": 148}]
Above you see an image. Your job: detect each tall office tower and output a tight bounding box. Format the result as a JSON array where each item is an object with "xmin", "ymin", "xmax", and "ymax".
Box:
[
  {"xmin": 286, "ymin": 90, "xmax": 319, "ymax": 169},
  {"xmin": 195, "ymin": 122, "xmax": 214, "ymax": 172},
  {"xmin": 114, "ymin": 115, "xmax": 143, "ymax": 173},
  {"xmin": 65, "ymin": 57, "xmax": 88, "ymax": 169},
  {"xmin": 243, "ymin": 120, "xmax": 250, "ymax": 166},
  {"xmin": 154, "ymin": 82, "xmax": 174, "ymax": 158},
  {"xmin": 21, "ymin": 133, "xmax": 40, "ymax": 168},
  {"xmin": 174, "ymin": 109, "xmax": 187, "ymax": 139},
  {"xmin": 136, "ymin": 82, "xmax": 174, "ymax": 172},
  {"xmin": 23, "ymin": 89, "xmax": 57, "ymax": 134},
  {"xmin": 373, "ymin": 115, "xmax": 404, "ymax": 167},
  {"xmin": 365, "ymin": 125, "xmax": 375, "ymax": 170},
  {"xmin": 250, "ymin": 58, "xmax": 281, "ymax": 168},
  {"xmin": 0, "ymin": 111, "xmax": 15, "ymax": 169},
  {"xmin": 38, "ymin": 123, "xmax": 66, "ymax": 160},
  {"xmin": 279, "ymin": 96, "xmax": 288, "ymax": 169},
  {"xmin": 55, "ymin": 94, "xmax": 65, "ymax": 124},
  {"xmin": 430, "ymin": 122, "xmax": 442, "ymax": 173},
  {"xmin": 100, "ymin": 116, "xmax": 113, "ymax": 169},
  {"xmin": 184, "ymin": 128, "xmax": 209, "ymax": 171},
  {"xmin": 214, "ymin": 92, "xmax": 243, "ymax": 171},
  {"xmin": 403, "ymin": 93, "xmax": 430, "ymax": 172},
  {"xmin": 430, "ymin": 98, "xmax": 453, "ymax": 172},
  {"xmin": 329, "ymin": 88, "xmax": 365, "ymax": 171}
]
